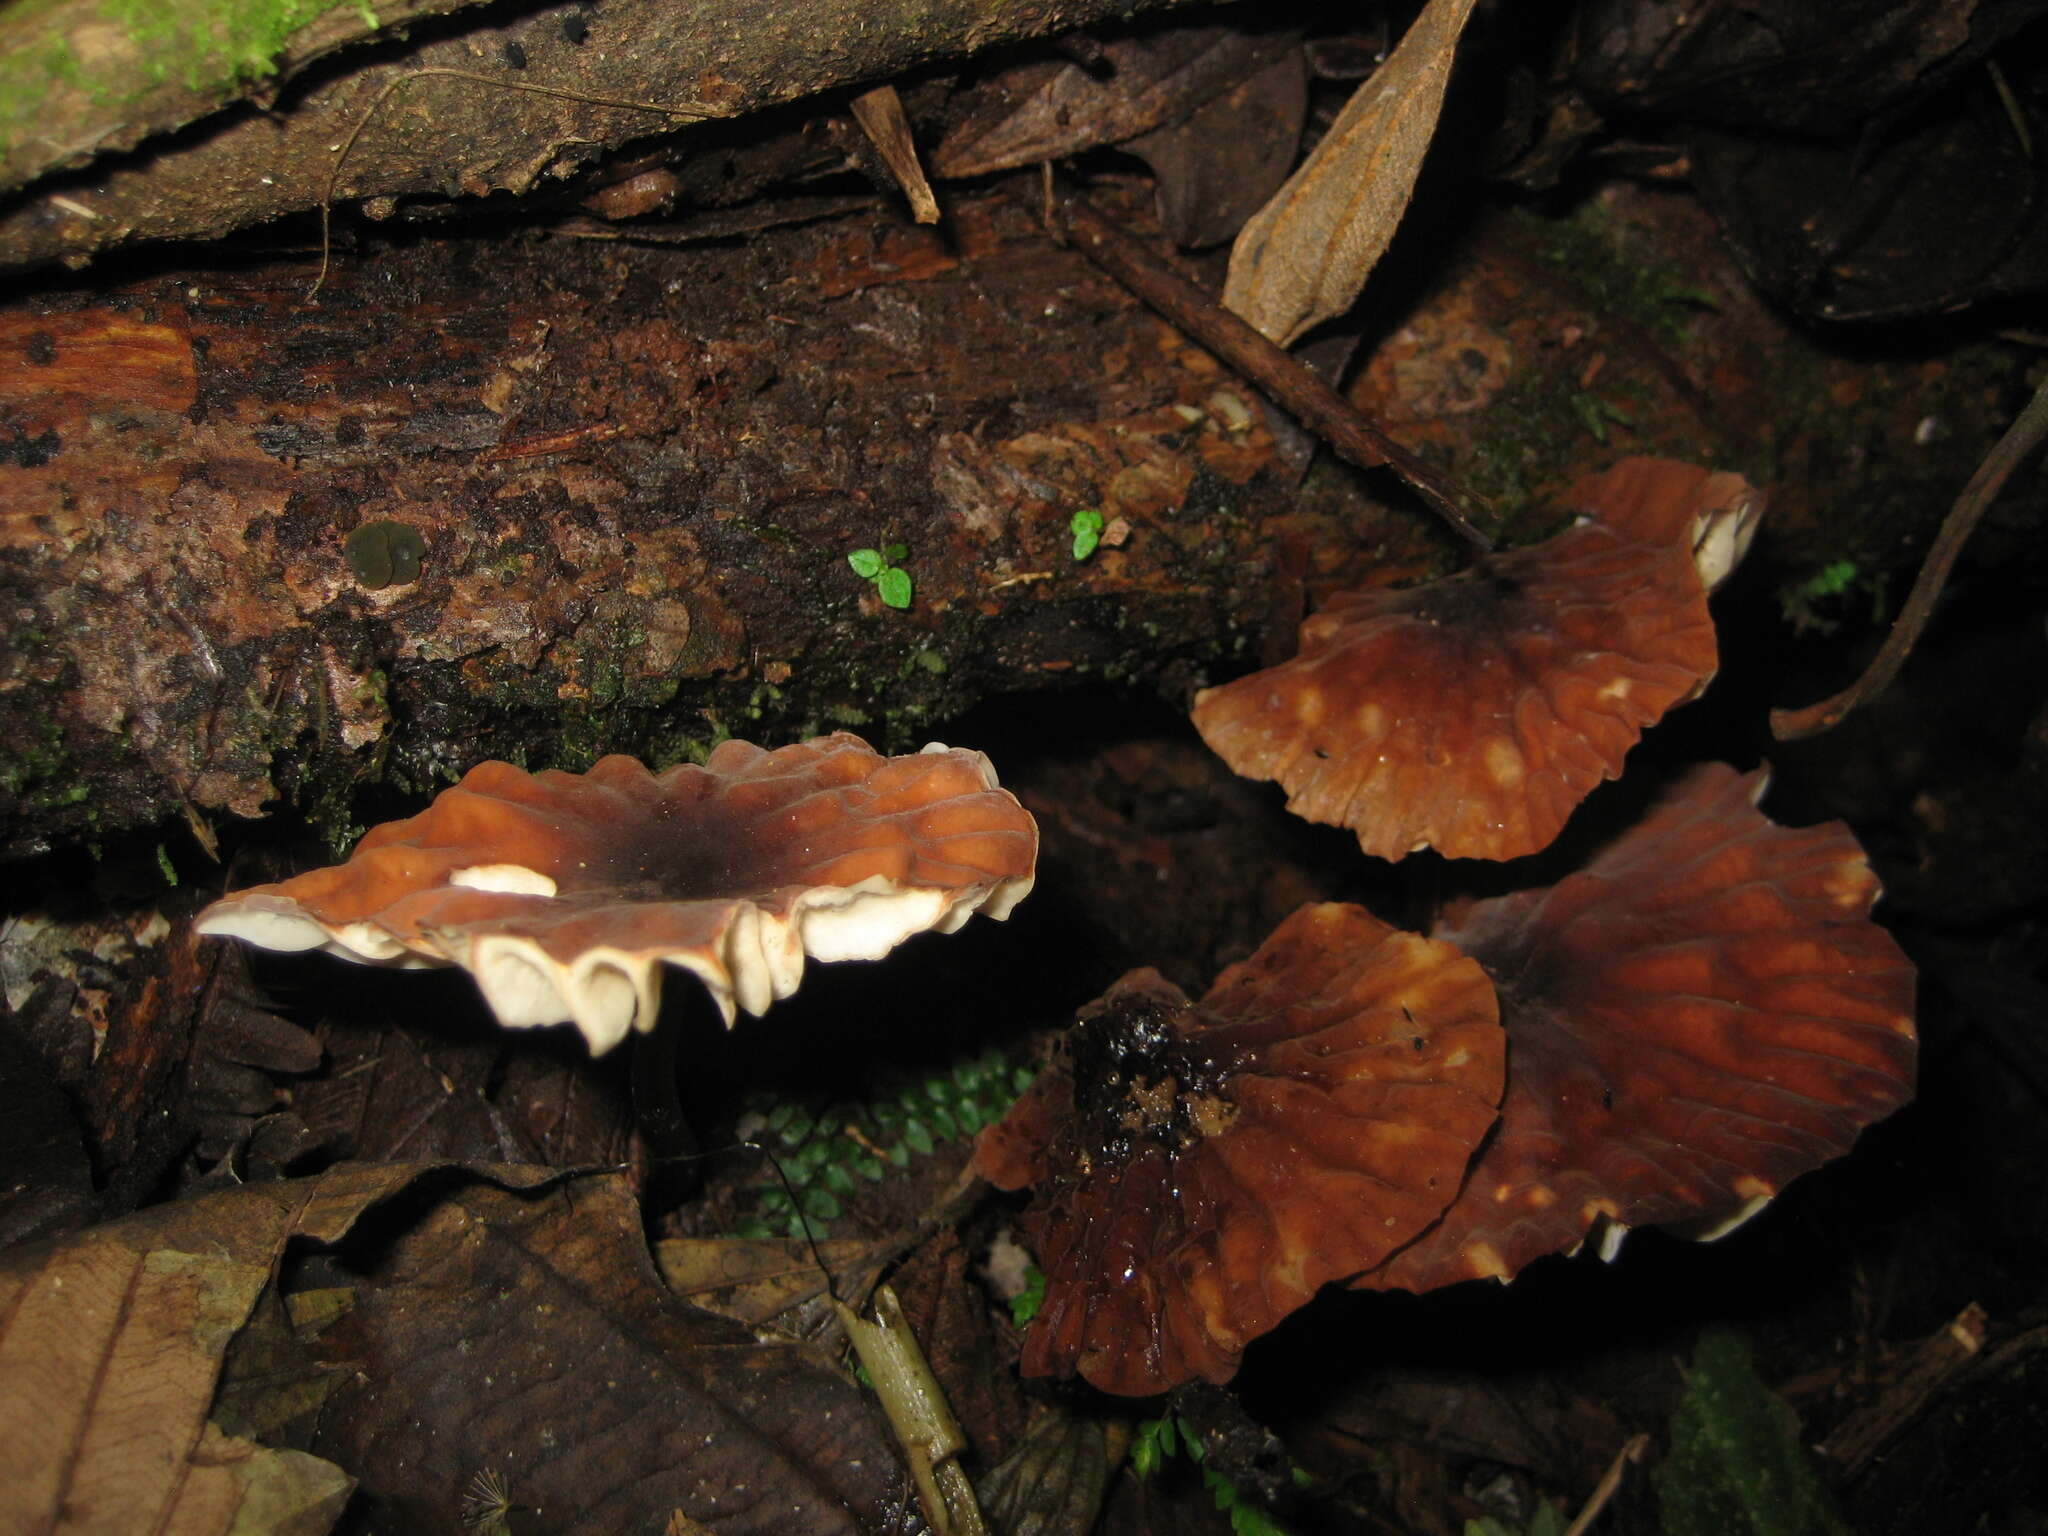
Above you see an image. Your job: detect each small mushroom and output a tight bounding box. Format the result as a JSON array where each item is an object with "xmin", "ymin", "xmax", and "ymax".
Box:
[
  {"xmin": 1352, "ymin": 763, "xmax": 1917, "ymax": 1293},
  {"xmin": 977, "ymin": 902, "xmax": 1502, "ymax": 1395},
  {"xmin": 196, "ymin": 733, "xmax": 1038, "ymax": 1055},
  {"xmin": 1192, "ymin": 518, "xmax": 1719, "ymax": 862}
]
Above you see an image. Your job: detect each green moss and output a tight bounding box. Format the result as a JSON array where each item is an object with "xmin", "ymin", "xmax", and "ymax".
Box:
[
  {"xmin": 1526, "ymin": 203, "xmax": 1720, "ymax": 348},
  {"xmin": 1, "ymin": 0, "xmax": 380, "ymax": 162},
  {"xmin": 1660, "ymin": 1329, "xmax": 1849, "ymax": 1536},
  {"xmin": 734, "ymin": 1048, "xmax": 1038, "ymax": 1241},
  {"xmin": 0, "ymin": 718, "xmax": 76, "ymax": 803}
]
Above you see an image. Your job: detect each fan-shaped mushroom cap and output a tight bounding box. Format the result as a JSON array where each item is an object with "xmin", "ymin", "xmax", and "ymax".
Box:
[
  {"xmin": 1569, "ymin": 456, "xmax": 1764, "ymax": 593},
  {"xmin": 1192, "ymin": 522, "xmax": 1718, "ymax": 862},
  {"xmin": 196, "ymin": 734, "xmax": 1038, "ymax": 1054},
  {"xmin": 1353, "ymin": 763, "xmax": 1916, "ymax": 1293},
  {"xmin": 977, "ymin": 903, "xmax": 1502, "ymax": 1395}
]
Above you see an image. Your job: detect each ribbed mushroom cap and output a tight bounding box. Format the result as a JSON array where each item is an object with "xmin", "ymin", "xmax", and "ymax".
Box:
[
  {"xmin": 1568, "ymin": 455, "xmax": 1764, "ymax": 593},
  {"xmin": 1192, "ymin": 521, "xmax": 1718, "ymax": 862},
  {"xmin": 196, "ymin": 734, "xmax": 1038, "ymax": 1054},
  {"xmin": 977, "ymin": 902, "xmax": 1502, "ymax": 1395},
  {"xmin": 1353, "ymin": 763, "xmax": 1917, "ymax": 1293}
]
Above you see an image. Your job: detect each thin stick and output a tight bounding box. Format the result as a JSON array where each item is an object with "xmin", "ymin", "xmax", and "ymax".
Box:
[
  {"xmin": 1564, "ymin": 1433, "xmax": 1649, "ymax": 1536},
  {"xmin": 1054, "ymin": 187, "xmax": 1494, "ymax": 553},
  {"xmin": 312, "ymin": 68, "xmax": 723, "ymax": 299},
  {"xmin": 1772, "ymin": 371, "xmax": 2048, "ymax": 740}
]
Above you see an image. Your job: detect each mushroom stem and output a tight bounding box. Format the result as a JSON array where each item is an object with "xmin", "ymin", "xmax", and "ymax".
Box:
[{"xmin": 631, "ymin": 1002, "xmax": 702, "ymax": 1200}]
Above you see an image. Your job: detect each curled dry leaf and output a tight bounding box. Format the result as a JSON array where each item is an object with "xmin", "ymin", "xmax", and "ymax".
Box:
[
  {"xmin": 306, "ymin": 1171, "xmax": 917, "ymax": 1534},
  {"xmin": 197, "ymin": 733, "xmax": 1038, "ymax": 1054},
  {"xmin": 977, "ymin": 902, "xmax": 1502, "ymax": 1395},
  {"xmin": 1224, "ymin": 0, "xmax": 1484, "ymax": 346},
  {"xmin": 930, "ymin": 24, "xmax": 1300, "ymax": 180},
  {"xmin": 1192, "ymin": 521, "xmax": 1718, "ymax": 862},
  {"xmin": 1355, "ymin": 764, "xmax": 1918, "ymax": 1292},
  {"xmin": 0, "ymin": 1162, "xmax": 552, "ymax": 1536}
]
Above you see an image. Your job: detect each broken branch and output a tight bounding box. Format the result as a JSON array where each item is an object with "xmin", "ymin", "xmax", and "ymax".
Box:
[{"xmin": 1054, "ymin": 187, "xmax": 1495, "ymax": 552}]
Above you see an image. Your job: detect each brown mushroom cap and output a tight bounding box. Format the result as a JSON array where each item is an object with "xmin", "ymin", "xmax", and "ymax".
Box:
[
  {"xmin": 1353, "ymin": 763, "xmax": 1917, "ymax": 1293},
  {"xmin": 1191, "ymin": 521, "xmax": 1718, "ymax": 862},
  {"xmin": 1568, "ymin": 456, "xmax": 1764, "ymax": 593},
  {"xmin": 195, "ymin": 734, "xmax": 1038, "ymax": 1054},
  {"xmin": 978, "ymin": 902, "xmax": 1503, "ymax": 1395}
]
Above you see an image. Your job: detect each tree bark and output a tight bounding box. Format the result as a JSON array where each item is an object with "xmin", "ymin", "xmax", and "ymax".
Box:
[
  {"xmin": 0, "ymin": 0, "xmax": 1210, "ymax": 276},
  {"xmin": 0, "ymin": 191, "xmax": 1415, "ymax": 858}
]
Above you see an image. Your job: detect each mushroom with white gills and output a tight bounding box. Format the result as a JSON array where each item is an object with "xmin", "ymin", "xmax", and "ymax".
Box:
[{"xmin": 197, "ymin": 733, "xmax": 1039, "ymax": 1179}]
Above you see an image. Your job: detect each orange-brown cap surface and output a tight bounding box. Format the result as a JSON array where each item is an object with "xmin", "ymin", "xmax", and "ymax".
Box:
[
  {"xmin": 1568, "ymin": 456, "xmax": 1764, "ymax": 593},
  {"xmin": 1191, "ymin": 521, "xmax": 1718, "ymax": 862},
  {"xmin": 196, "ymin": 734, "xmax": 1038, "ymax": 1053},
  {"xmin": 978, "ymin": 902, "xmax": 1502, "ymax": 1395},
  {"xmin": 1354, "ymin": 763, "xmax": 1917, "ymax": 1293}
]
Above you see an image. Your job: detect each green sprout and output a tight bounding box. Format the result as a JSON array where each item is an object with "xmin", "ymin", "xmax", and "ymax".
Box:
[
  {"xmin": 848, "ymin": 542, "xmax": 913, "ymax": 609},
  {"xmin": 1069, "ymin": 508, "xmax": 1106, "ymax": 562},
  {"xmin": 1008, "ymin": 1266, "xmax": 1047, "ymax": 1329},
  {"xmin": 1134, "ymin": 1416, "xmax": 1295, "ymax": 1536},
  {"xmin": 1778, "ymin": 559, "xmax": 1890, "ymax": 637},
  {"xmin": 1568, "ymin": 391, "xmax": 1634, "ymax": 444}
]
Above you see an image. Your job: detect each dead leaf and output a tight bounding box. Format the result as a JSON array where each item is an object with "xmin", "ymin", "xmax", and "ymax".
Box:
[
  {"xmin": 1123, "ymin": 43, "xmax": 1307, "ymax": 249},
  {"xmin": 930, "ymin": 24, "xmax": 1299, "ymax": 180},
  {"xmin": 307, "ymin": 1170, "xmax": 918, "ymax": 1533},
  {"xmin": 0, "ymin": 1162, "xmax": 519, "ymax": 1534},
  {"xmin": 1224, "ymin": 0, "xmax": 1483, "ymax": 345},
  {"xmin": 655, "ymin": 1233, "xmax": 905, "ymax": 1334}
]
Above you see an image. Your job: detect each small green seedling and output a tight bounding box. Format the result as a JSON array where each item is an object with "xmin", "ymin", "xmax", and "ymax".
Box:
[
  {"xmin": 1132, "ymin": 1415, "xmax": 1296, "ymax": 1536},
  {"xmin": 1008, "ymin": 1266, "xmax": 1047, "ymax": 1329},
  {"xmin": 1069, "ymin": 508, "xmax": 1106, "ymax": 561},
  {"xmin": 849, "ymin": 543, "xmax": 914, "ymax": 609}
]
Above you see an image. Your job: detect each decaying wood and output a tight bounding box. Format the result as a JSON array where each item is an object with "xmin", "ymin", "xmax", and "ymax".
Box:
[
  {"xmin": 0, "ymin": 193, "xmax": 1412, "ymax": 859},
  {"xmin": 1058, "ymin": 187, "xmax": 1495, "ymax": 549},
  {"xmin": 0, "ymin": 0, "xmax": 1208, "ymax": 277},
  {"xmin": 0, "ymin": 0, "xmax": 487, "ymax": 197}
]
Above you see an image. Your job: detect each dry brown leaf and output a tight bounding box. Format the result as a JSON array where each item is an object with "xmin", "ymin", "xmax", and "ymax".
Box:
[
  {"xmin": 655, "ymin": 1233, "xmax": 905, "ymax": 1332},
  {"xmin": 930, "ymin": 24, "xmax": 1298, "ymax": 180},
  {"xmin": 0, "ymin": 1163, "xmax": 534, "ymax": 1534},
  {"xmin": 1223, "ymin": 0, "xmax": 1483, "ymax": 346},
  {"xmin": 305, "ymin": 1171, "xmax": 918, "ymax": 1533}
]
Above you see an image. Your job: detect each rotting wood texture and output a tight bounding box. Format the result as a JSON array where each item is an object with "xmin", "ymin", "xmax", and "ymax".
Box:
[
  {"xmin": 0, "ymin": 0, "xmax": 1210, "ymax": 277},
  {"xmin": 0, "ymin": 193, "xmax": 1415, "ymax": 859}
]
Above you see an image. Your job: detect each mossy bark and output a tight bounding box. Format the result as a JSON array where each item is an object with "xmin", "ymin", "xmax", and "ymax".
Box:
[{"xmin": 0, "ymin": 0, "xmax": 1208, "ymax": 276}]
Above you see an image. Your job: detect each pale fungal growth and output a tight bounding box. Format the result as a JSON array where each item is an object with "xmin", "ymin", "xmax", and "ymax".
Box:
[
  {"xmin": 196, "ymin": 734, "xmax": 1039, "ymax": 1054},
  {"xmin": 976, "ymin": 902, "xmax": 1503, "ymax": 1396},
  {"xmin": 1352, "ymin": 763, "xmax": 1917, "ymax": 1294},
  {"xmin": 1192, "ymin": 520, "xmax": 1719, "ymax": 862}
]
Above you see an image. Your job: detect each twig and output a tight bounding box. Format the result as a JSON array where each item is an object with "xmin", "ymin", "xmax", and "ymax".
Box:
[
  {"xmin": 1052, "ymin": 187, "xmax": 1495, "ymax": 553},
  {"xmin": 1564, "ymin": 1433, "xmax": 1649, "ymax": 1536},
  {"xmin": 1772, "ymin": 371, "xmax": 2048, "ymax": 739}
]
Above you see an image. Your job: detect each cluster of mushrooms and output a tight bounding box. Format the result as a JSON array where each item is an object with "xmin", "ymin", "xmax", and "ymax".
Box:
[
  {"xmin": 974, "ymin": 456, "xmax": 1916, "ymax": 1395},
  {"xmin": 196, "ymin": 457, "xmax": 1916, "ymax": 1400}
]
